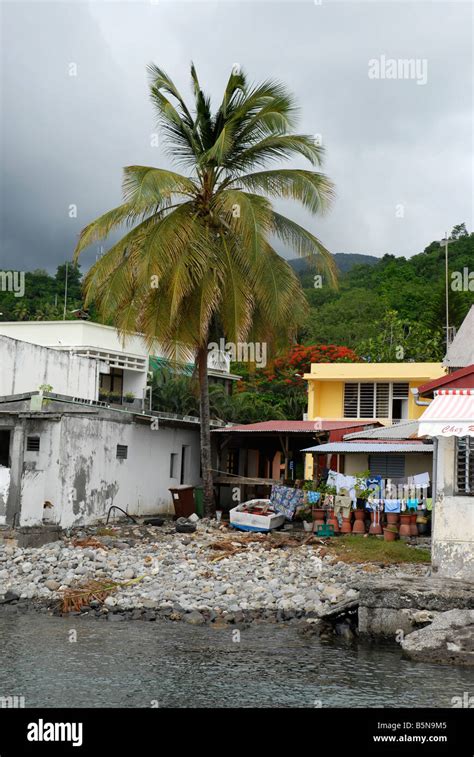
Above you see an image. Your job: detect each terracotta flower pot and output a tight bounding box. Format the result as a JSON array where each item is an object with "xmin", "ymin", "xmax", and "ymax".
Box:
[
  {"xmin": 312, "ymin": 508, "xmax": 325, "ymax": 526},
  {"xmin": 409, "ymin": 512, "xmax": 418, "ymax": 536},
  {"xmin": 352, "ymin": 508, "xmax": 366, "ymax": 534},
  {"xmin": 327, "ymin": 510, "xmax": 340, "ymax": 533},
  {"xmin": 340, "ymin": 515, "xmax": 352, "ymax": 534},
  {"xmin": 386, "ymin": 513, "xmax": 400, "ymax": 526},
  {"xmin": 383, "ymin": 527, "xmax": 398, "ymax": 542},
  {"xmin": 399, "ymin": 513, "xmax": 411, "ymax": 537},
  {"xmin": 369, "ymin": 511, "xmax": 383, "ymax": 535}
]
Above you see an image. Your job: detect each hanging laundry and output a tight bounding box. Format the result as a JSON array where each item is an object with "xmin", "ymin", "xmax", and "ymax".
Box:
[
  {"xmin": 307, "ymin": 491, "xmax": 321, "ymax": 505},
  {"xmin": 334, "ymin": 493, "xmax": 352, "ymax": 519},
  {"xmin": 326, "ymin": 470, "xmax": 338, "ymax": 489},
  {"xmin": 384, "ymin": 499, "xmax": 401, "ymax": 513},
  {"xmin": 412, "ymin": 472, "xmax": 430, "ymax": 486}
]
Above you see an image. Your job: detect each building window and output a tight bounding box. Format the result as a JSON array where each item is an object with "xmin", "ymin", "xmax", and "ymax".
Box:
[
  {"xmin": 344, "ymin": 382, "xmax": 408, "ymax": 420},
  {"xmin": 26, "ymin": 436, "xmax": 40, "ymax": 452},
  {"xmin": 0, "ymin": 430, "xmax": 11, "ymax": 467},
  {"xmin": 368, "ymin": 454, "xmax": 405, "ymax": 478},
  {"xmin": 226, "ymin": 448, "xmax": 240, "ymax": 476},
  {"xmin": 100, "ymin": 368, "xmax": 124, "ymax": 399},
  {"xmin": 456, "ymin": 437, "xmax": 474, "ymax": 495},
  {"xmin": 116, "ymin": 444, "xmax": 128, "ymax": 460},
  {"xmin": 170, "ymin": 453, "xmax": 178, "ymax": 478}
]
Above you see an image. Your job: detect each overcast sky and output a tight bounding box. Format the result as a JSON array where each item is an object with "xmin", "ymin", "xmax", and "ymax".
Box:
[{"xmin": 1, "ymin": 0, "xmax": 472, "ymax": 274}]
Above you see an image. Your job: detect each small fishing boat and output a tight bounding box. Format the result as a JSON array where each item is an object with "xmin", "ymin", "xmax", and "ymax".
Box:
[{"xmin": 229, "ymin": 500, "xmax": 285, "ymax": 533}]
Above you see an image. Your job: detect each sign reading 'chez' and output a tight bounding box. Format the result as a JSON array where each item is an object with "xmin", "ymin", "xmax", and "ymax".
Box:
[{"xmin": 441, "ymin": 424, "xmax": 474, "ymax": 436}]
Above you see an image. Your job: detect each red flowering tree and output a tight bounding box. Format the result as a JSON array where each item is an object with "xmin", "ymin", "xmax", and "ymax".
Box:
[
  {"xmin": 238, "ymin": 343, "xmax": 359, "ymax": 392},
  {"xmin": 233, "ymin": 343, "xmax": 359, "ymax": 418}
]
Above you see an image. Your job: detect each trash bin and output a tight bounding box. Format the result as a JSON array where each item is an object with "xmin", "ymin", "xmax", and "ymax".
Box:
[
  {"xmin": 169, "ymin": 485, "xmax": 195, "ymax": 518},
  {"xmin": 194, "ymin": 487, "xmax": 204, "ymax": 518}
]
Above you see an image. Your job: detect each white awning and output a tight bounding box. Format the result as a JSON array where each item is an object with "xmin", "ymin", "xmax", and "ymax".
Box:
[{"xmin": 417, "ymin": 389, "xmax": 474, "ymax": 437}]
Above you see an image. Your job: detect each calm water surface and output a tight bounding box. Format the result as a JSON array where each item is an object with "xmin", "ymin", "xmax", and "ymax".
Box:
[{"xmin": 0, "ymin": 613, "xmax": 472, "ymax": 708}]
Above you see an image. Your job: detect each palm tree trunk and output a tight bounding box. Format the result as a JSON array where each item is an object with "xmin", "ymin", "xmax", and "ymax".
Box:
[{"xmin": 197, "ymin": 344, "xmax": 215, "ymax": 517}]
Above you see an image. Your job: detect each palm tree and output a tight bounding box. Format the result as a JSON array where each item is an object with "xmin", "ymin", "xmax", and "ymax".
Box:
[{"xmin": 74, "ymin": 64, "xmax": 336, "ymax": 516}]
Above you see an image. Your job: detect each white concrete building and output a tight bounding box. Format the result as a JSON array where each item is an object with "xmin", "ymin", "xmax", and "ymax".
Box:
[
  {"xmin": 0, "ymin": 334, "xmax": 99, "ymax": 400},
  {"xmin": 0, "ymin": 321, "xmax": 240, "ymax": 406},
  {"xmin": 0, "ymin": 392, "xmax": 204, "ymax": 528},
  {"xmin": 418, "ymin": 388, "xmax": 474, "ymax": 581},
  {"xmin": 0, "ymin": 321, "xmax": 150, "ymax": 405}
]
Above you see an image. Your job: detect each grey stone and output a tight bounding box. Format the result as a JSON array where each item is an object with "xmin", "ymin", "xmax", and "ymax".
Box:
[
  {"xmin": 44, "ymin": 580, "xmax": 60, "ymax": 591},
  {"xmin": 108, "ymin": 612, "xmax": 126, "ymax": 622},
  {"xmin": 0, "ymin": 590, "xmax": 19, "ymax": 604},
  {"xmin": 184, "ymin": 610, "xmax": 205, "ymax": 625},
  {"xmin": 402, "ymin": 609, "xmax": 474, "ymax": 666}
]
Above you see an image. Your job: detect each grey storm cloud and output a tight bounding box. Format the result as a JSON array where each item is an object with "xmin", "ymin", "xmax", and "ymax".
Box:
[{"xmin": 0, "ymin": 0, "xmax": 472, "ymax": 274}]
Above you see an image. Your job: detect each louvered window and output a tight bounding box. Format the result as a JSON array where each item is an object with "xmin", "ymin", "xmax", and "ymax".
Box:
[
  {"xmin": 375, "ymin": 383, "xmax": 390, "ymax": 417},
  {"xmin": 344, "ymin": 382, "xmax": 391, "ymax": 418},
  {"xmin": 343, "ymin": 383, "xmax": 358, "ymax": 417},
  {"xmin": 26, "ymin": 437, "xmax": 40, "ymax": 452},
  {"xmin": 359, "ymin": 383, "xmax": 375, "ymax": 417},
  {"xmin": 392, "ymin": 382, "xmax": 409, "ymax": 398},
  {"xmin": 116, "ymin": 444, "xmax": 128, "ymax": 460},
  {"xmin": 368, "ymin": 454, "xmax": 406, "ymax": 478},
  {"xmin": 456, "ymin": 437, "xmax": 474, "ymax": 495}
]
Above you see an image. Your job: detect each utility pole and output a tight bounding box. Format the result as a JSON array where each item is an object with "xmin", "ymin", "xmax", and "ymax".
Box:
[
  {"xmin": 63, "ymin": 261, "xmax": 69, "ymax": 320},
  {"xmin": 440, "ymin": 233, "xmax": 449, "ymax": 348}
]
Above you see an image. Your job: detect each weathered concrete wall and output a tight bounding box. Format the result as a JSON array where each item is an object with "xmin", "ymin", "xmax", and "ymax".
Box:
[
  {"xmin": 18, "ymin": 414, "xmax": 201, "ymax": 527},
  {"xmin": 0, "ymin": 335, "xmax": 98, "ymax": 400},
  {"xmin": 358, "ymin": 576, "xmax": 474, "ymax": 637},
  {"xmin": 432, "ymin": 436, "xmax": 474, "ymax": 581}
]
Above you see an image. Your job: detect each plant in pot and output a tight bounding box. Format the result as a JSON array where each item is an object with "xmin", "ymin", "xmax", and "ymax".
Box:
[
  {"xmin": 308, "ymin": 480, "xmax": 326, "ymax": 525},
  {"xmin": 99, "ymin": 389, "xmax": 110, "ymax": 402},
  {"xmin": 300, "ymin": 507, "xmax": 314, "ymax": 532},
  {"xmin": 124, "ymin": 392, "xmax": 135, "ymax": 404},
  {"xmin": 109, "ymin": 391, "xmax": 122, "ymax": 404},
  {"xmin": 323, "ymin": 485, "xmax": 339, "ymax": 532},
  {"xmin": 353, "ymin": 471, "xmax": 370, "ymax": 534},
  {"xmin": 383, "ymin": 524, "xmax": 399, "ymax": 542}
]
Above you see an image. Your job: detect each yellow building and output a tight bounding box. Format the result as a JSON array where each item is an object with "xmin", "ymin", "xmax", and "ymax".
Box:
[
  {"xmin": 303, "ymin": 363, "xmax": 446, "ymax": 480},
  {"xmin": 304, "ymin": 363, "xmax": 446, "ymax": 424}
]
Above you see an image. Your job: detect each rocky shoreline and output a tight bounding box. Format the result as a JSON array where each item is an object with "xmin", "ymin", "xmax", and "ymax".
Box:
[{"xmin": 0, "ymin": 520, "xmax": 427, "ymax": 630}]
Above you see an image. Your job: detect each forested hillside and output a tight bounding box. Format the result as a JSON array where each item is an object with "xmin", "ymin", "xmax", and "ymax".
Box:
[
  {"xmin": 1, "ymin": 225, "xmax": 472, "ymax": 364},
  {"xmin": 297, "ymin": 224, "xmax": 474, "ymax": 360}
]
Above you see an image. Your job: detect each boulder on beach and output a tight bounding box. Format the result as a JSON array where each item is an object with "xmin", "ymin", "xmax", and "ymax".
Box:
[{"xmin": 401, "ymin": 609, "xmax": 474, "ymax": 666}]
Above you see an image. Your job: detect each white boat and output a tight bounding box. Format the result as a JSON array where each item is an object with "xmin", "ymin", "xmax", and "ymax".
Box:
[{"xmin": 229, "ymin": 500, "xmax": 285, "ymax": 533}]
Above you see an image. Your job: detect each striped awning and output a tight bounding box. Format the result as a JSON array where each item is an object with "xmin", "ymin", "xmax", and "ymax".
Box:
[{"xmin": 418, "ymin": 389, "xmax": 474, "ymax": 437}]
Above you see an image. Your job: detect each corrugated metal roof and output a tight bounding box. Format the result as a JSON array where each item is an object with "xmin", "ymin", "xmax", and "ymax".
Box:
[
  {"xmin": 418, "ymin": 364, "xmax": 474, "ymax": 396},
  {"xmin": 212, "ymin": 420, "xmax": 376, "ymax": 433},
  {"xmin": 343, "ymin": 420, "xmax": 421, "ymax": 441},
  {"xmin": 302, "ymin": 441, "xmax": 433, "ymax": 453}
]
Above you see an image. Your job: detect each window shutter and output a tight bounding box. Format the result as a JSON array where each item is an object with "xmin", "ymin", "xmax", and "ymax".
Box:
[
  {"xmin": 344, "ymin": 384, "xmax": 358, "ymax": 417},
  {"xmin": 375, "ymin": 383, "xmax": 390, "ymax": 418},
  {"xmin": 456, "ymin": 437, "xmax": 474, "ymax": 495},
  {"xmin": 369, "ymin": 454, "xmax": 405, "ymax": 478}
]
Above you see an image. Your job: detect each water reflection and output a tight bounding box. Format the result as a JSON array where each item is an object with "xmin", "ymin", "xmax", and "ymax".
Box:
[{"xmin": 0, "ymin": 614, "xmax": 472, "ymax": 708}]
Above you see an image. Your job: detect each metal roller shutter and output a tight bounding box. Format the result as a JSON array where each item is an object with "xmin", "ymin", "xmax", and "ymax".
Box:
[{"xmin": 368, "ymin": 454, "xmax": 405, "ymax": 478}]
